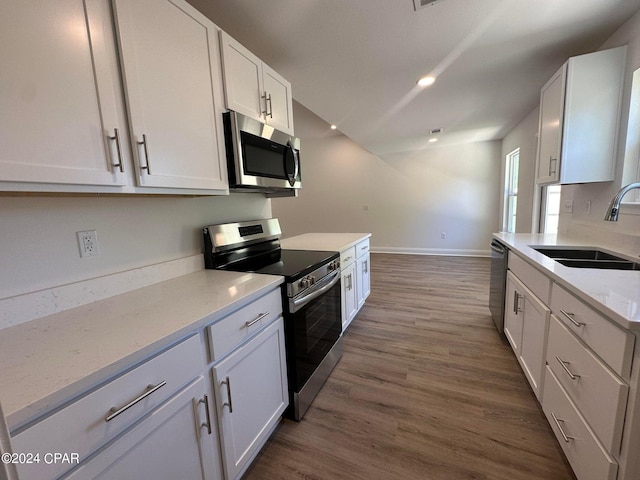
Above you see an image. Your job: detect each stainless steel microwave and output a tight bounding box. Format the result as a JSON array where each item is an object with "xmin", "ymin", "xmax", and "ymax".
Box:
[{"xmin": 223, "ymin": 111, "xmax": 301, "ymax": 194}]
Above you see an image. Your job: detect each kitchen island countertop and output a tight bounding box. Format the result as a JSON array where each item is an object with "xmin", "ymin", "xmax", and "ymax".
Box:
[
  {"xmin": 281, "ymin": 233, "xmax": 371, "ymax": 252},
  {"xmin": 495, "ymin": 232, "xmax": 640, "ymax": 331}
]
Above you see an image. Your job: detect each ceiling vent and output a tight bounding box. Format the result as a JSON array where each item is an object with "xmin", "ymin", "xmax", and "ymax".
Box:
[{"xmin": 413, "ymin": 0, "xmax": 448, "ymax": 11}]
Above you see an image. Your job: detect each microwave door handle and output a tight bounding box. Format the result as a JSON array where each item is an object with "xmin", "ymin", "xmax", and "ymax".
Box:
[{"xmin": 292, "ymin": 150, "xmax": 299, "ymax": 183}]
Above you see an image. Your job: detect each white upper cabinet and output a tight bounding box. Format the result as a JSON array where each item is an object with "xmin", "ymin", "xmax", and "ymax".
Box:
[
  {"xmin": 0, "ymin": 0, "xmax": 127, "ymax": 187},
  {"xmin": 536, "ymin": 46, "xmax": 627, "ymax": 185},
  {"xmin": 219, "ymin": 31, "xmax": 294, "ymax": 135},
  {"xmin": 0, "ymin": 0, "xmax": 228, "ymax": 194},
  {"xmin": 113, "ymin": 0, "xmax": 228, "ymax": 190}
]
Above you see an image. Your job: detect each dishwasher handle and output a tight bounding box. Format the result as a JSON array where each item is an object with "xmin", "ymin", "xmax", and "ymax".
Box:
[{"xmin": 490, "ymin": 240, "xmax": 505, "ymax": 255}]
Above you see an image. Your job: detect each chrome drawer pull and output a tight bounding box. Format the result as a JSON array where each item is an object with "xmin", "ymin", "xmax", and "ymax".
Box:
[
  {"xmin": 221, "ymin": 377, "xmax": 233, "ymax": 413},
  {"xmin": 560, "ymin": 309, "xmax": 585, "ymax": 328},
  {"xmin": 551, "ymin": 412, "xmax": 574, "ymax": 443},
  {"xmin": 199, "ymin": 395, "xmax": 213, "ymax": 435},
  {"xmin": 555, "ymin": 356, "xmax": 580, "ymax": 380},
  {"xmin": 245, "ymin": 311, "xmax": 269, "ymax": 328},
  {"xmin": 105, "ymin": 381, "xmax": 167, "ymax": 422}
]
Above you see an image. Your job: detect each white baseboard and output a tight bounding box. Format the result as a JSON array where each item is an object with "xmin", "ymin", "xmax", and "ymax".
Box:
[
  {"xmin": 0, "ymin": 254, "xmax": 204, "ymax": 330},
  {"xmin": 371, "ymin": 247, "xmax": 490, "ymax": 257}
]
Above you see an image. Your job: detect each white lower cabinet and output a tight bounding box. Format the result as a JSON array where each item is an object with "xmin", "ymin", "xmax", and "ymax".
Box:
[
  {"xmin": 501, "ymin": 248, "xmax": 640, "ymax": 480},
  {"xmin": 542, "ymin": 367, "xmax": 618, "ymax": 480},
  {"xmin": 212, "ymin": 318, "xmax": 288, "ymax": 480},
  {"xmin": 355, "ymin": 238, "xmax": 371, "ymax": 310},
  {"xmin": 62, "ymin": 376, "xmax": 219, "ymax": 480},
  {"xmin": 12, "ymin": 335, "xmax": 208, "ymax": 480},
  {"xmin": 341, "ymin": 261, "xmax": 358, "ymax": 330},
  {"xmin": 504, "ymin": 270, "xmax": 550, "ymax": 400}
]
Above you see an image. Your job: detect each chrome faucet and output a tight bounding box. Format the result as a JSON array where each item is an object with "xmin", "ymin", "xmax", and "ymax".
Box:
[{"xmin": 604, "ymin": 182, "xmax": 640, "ymax": 221}]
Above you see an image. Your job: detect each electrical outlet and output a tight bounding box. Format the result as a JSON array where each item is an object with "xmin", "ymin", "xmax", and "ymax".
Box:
[
  {"xmin": 77, "ymin": 230, "xmax": 100, "ymax": 258},
  {"xmin": 441, "ymin": 232, "xmax": 447, "ymax": 239},
  {"xmin": 562, "ymin": 200, "xmax": 574, "ymax": 214}
]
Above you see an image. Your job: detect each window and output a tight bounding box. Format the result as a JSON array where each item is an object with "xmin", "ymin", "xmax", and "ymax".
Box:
[
  {"xmin": 503, "ymin": 148, "xmax": 519, "ymax": 233},
  {"xmin": 541, "ymin": 185, "xmax": 561, "ymax": 234}
]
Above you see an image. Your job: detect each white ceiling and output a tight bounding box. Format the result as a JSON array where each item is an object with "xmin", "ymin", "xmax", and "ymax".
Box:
[{"xmin": 189, "ymin": 0, "xmax": 640, "ymax": 155}]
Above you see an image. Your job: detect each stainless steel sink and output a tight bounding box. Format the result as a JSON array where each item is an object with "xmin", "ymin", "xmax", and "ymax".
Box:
[{"xmin": 532, "ymin": 247, "xmax": 640, "ymax": 270}]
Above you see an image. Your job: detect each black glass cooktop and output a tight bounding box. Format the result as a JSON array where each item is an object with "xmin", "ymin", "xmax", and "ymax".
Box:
[
  {"xmin": 252, "ymin": 249, "xmax": 338, "ymax": 279},
  {"xmin": 217, "ymin": 248, "xmax": 338, "ymax": 281}
]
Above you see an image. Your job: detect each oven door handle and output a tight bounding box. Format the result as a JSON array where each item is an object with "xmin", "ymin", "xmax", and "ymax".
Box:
[{"xmin": 290, "ymin": 269, "xmax": 341, "ymax": 313}]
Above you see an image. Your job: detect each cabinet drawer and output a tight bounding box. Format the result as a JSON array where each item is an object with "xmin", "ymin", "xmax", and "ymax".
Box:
[
  {"xmin": 550, "ymin": 283, "xmax": 634, "ymax": 378},
  {"xmin": 508, "ymin": 253, "xmax": 551, "ymax": 304},
  {"xmin": 208, "ymin": 288, "xmax": 282, "ymax": 362},
  {"xmin": 12, "ymin": 335, "xmax": 203, "ymax": 480},
  {"xmin": 355, "ymin": 238, "xmax": 370, "ymax": 257},
  {"xmin": 547, "ymin": 315, "xmax": 628, "ymax": 453},
  {"xmin": 542, "ymin": 367, "xmax": 618, "ymax": 480},
  {"xmin": 340, "ymin": 246, "xmax": 356, "ymax": 268}
]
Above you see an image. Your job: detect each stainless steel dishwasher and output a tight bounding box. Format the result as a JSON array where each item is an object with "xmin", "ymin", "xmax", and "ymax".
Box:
[{"xmin": 489, "ymin": 239, "xmax": 509, "ymax": 337}]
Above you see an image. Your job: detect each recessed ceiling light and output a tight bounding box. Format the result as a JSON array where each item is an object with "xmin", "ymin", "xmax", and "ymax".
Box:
[
  {"xmin": 330, "ymin": 124, "xmax": 337, "ymax": 130},
  {"xmin": 428, "ymin": 137, "xmax": 438, "ymax": 143},
  {"xmin": 417, "ymin": 76, "xmax": 436, "ymax": 87}
]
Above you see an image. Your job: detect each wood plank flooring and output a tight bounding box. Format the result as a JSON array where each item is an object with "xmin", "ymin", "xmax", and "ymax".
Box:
[{"xmin": 244, "ymin": 254, "xmax": 575, "ymax": 480}]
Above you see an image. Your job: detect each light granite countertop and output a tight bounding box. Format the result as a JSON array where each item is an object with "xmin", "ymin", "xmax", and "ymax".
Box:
[
  {"xmin": 281, "ymin": 233, "xmax": 371, "ymax": 252},
  {"xmin": 495, "ymin": 232, "xmax": 640, "ymax": 331},
  {"xmin": 0, "ymin": 270, "xmax": 283, "ymax": 432}
]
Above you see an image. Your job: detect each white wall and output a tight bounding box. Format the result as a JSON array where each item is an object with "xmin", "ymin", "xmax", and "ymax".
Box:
[
  {"xmin": 500, "ymin": 107, "xmax": 540, "ymax": 233},
  {"xmin": 0, "ymin": 194, "xmax": 271, "ymax": 299},
  {"xmin": 273, "ymin": 103, "xmax": 501, "ymax": 255}
]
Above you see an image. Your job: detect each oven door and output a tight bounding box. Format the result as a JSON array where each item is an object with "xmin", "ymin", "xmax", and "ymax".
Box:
[{"xmin": 286, "ymin": 270, "xmax": 342, "ymax": 393}]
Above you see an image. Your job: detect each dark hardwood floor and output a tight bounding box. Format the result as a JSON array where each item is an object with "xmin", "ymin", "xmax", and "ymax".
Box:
[{"xmin": 244, "ymin": 253, "xmax": 575, "ymax": 480}]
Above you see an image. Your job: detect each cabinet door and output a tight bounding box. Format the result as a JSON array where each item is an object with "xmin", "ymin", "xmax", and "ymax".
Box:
[
  {"xmin": 219, "ymin": 31, "xmax": 264, "ymax": 123},
  {"xmin": 356, "ymin": 252, "xmax": 371, "ymax": 309},
  {"xmin": 113, "ymin": 0, "xmax": 227, "ymax": 190},
  {"xmin": 63, "ymin": 377, "xmax": 220, "ymax": 480},
  {"xmin": 504, "ymin": 272, "xmax": 524, "ymax": 354},
  {"xmin": 0, "ymin": 0, "xmax": 127, "ymax": 186},
  {"xmin": 213, "ymin": 319, "xmax": 288, "ymax": 480},
  {"xmin": 519, "ymin": 289, "xmax": 550, "ymax": 399},
  {"xmin": 342, "ymin": 262, "xmax": 358, "ymax": 330},
  {"xmin": 536, "ymin": 66, "xmax": 565, "ymax": 185},
  {"xmin": 262, "ymin": 64, "xmax": 294, "ymax": 135}
]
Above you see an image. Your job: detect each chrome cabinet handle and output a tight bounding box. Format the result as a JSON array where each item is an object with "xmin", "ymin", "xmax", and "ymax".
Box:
[
  {"xmin": 363, "ymin": 260, "xmax": 368, "ymax": 274},
  {"xmin": 105, "ymin": 381, "xmax": 166, "ymax": 422},
  {"xmin": 550, "ymin": 412, "xmax": 574, "ymax": 443},
  {"xmin": 246, "ymin": 311, "xmax": 269, "ymax": 328},
  {"xmin": 108, "ymin": 128, "xmax": 124, "ymax": 173},
  {"xmin": 199, "ymin": 395, "xmax": 213, "ymax": 435},
  {"xmin": 343, "ymin": 256, "xmax": 353, "ymax": 263},
  {"xmin": 137, "ymin": 134, "xmax": 151, "ymax": 174},
  {"xmin": 556, "ymin": 356, "xmax": 580, "ymax": 380},
  {"xmin": 513, "ymin": 291, "xmax": 523, "ymax": 314},
  {"xmin": 261, "ymin": 92, "xmax": 273, "ymax": 118},
  {"xmin": 548, "ymin": 156, "xmax": 557, "ymax": 176},
  {"xmin": 560, "ymin": 309, "xmax": 585, "ymax": 328},
  {"xmin": 221, "ymin": 377, "xmax": 233, "ymax": 413}
]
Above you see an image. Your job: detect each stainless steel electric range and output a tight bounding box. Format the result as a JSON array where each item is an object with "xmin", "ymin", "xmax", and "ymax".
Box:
[{"xmin": 203, "ymin": 219, "xmax": 342, "ymax": 420}]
